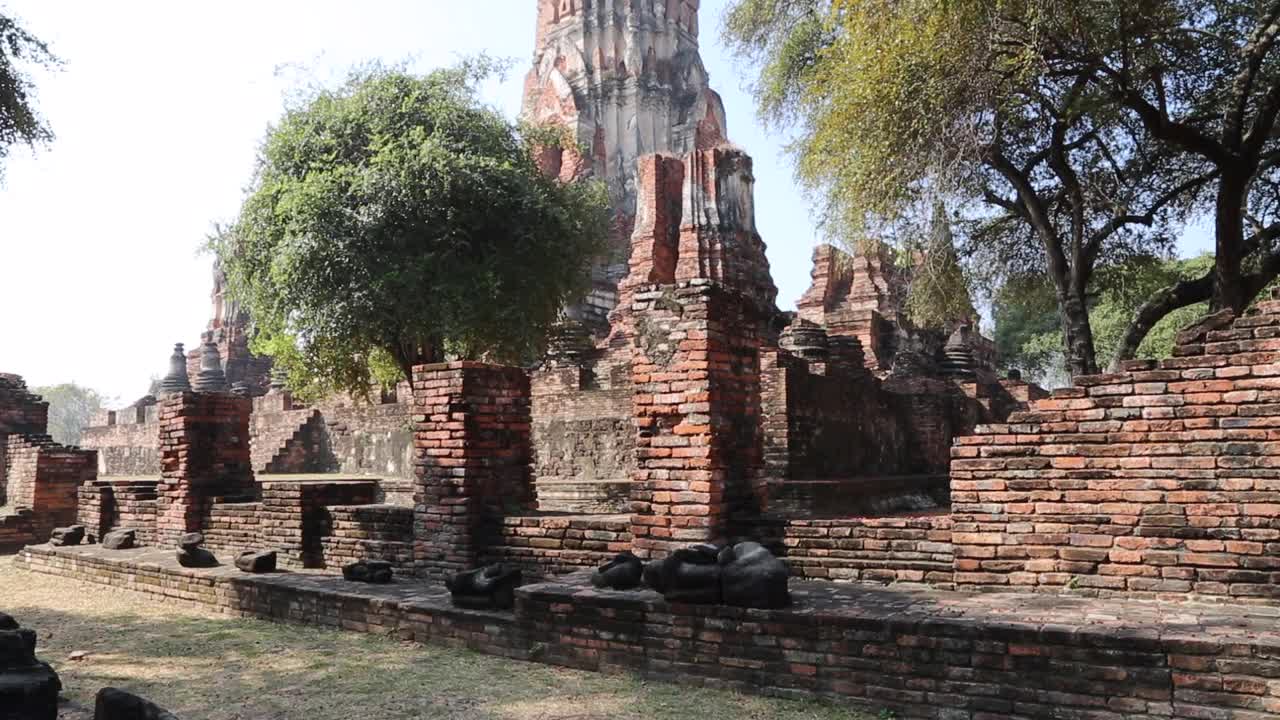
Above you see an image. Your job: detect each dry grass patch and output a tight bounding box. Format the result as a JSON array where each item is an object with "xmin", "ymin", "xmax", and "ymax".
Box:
[{"xmin": 0, "ymin": 556, "xmax": 875, "ymax": 720}]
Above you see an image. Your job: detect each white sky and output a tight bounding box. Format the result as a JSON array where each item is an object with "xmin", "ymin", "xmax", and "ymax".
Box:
[{"xmin": 0, "ymin": 1, "xmax": 1212, "ymax": 405}]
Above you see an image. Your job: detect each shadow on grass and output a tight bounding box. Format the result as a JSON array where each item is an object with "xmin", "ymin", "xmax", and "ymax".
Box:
[{"xmin": 6, "ymin": 604, "xmax": 870, "ymax": 720}]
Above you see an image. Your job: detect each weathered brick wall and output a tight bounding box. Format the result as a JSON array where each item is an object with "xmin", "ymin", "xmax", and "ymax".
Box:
[
  {"xmin": 411, "ymin": 362, "xmax": 533, "ymax": 579},
  {"xmin": 764, "ymin": 514, "xmax": 955, "ymax": 586},
  {"xmin": 629, "ymin": 280, "xmax": 765, "ymax": 556},
  {"xmin": 202, "ymin": 501, "xmax": 263, "ymax": 555},
  {"xmin": 155, "ymin": 392, "xmax": 255, "ymax": 546},
  {"xmin": 258, "ymin": 479, "xmax": 378, "ymax": 567},
  {"xmin": 22, "ymin": 544, "xmax": 1280, "ymax": 719},
  {"xmin": 952, "ymin": 300, "xmax": 1280, "ymax": 600},
  {"xmin": 318, "ymin": 504, "xmax": 414, "ymax": 570},
  {"xmin": 4, "ymin": 434, "xmax": 96, "ymax": 539},
  {"xmin": 0, "ymin": 373, "xmax": 49, "ymax": 503},
  {"xmin": 530, "ymin": 372, "xmax": 634, "ymax": 512},
  {"xmin": 78, "ymin": 479, "xmax": 158, "ymax": 545},
  {"xmin": 80, "ymin": 408, "xmax": 160, "ymax": 477},
  {"xmin": 761, "ymin": 351, "xmax": 913, "ymax": 480},
  {"xmin": 0, "ymin": 511, "xmax": 34, "ymax": 548},
  {"xmin": 489, "ymin": 515, "xmax": 631, "ymax": 576}
]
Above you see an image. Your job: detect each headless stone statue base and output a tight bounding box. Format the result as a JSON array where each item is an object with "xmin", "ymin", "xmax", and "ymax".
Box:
[
  {"xmin": 642, "ymin": 543, "xmax": 722, "ymax": 604},
  {"xmin": 175, "ymin": 533, "xmax": 217, "ymax": 568},
  {"xmin": 102, "ymin": 529, "xmax": 136, "ymax": 550},
  {"xmin": 235, "ymin": 550, "xmax": 277, "ymax": 574},
  {"xmin": 0, "ymin": 612, "xmax": 62, "ymax": 720},
  {"xmin": 95, "ymin": 687, "xmax": 180, "ymax": 720},
  {"xmin": 446, "ymin": 564, "xmax": 522, "ymax": 610},
  {"xmin": 49, "ymin": 525, "xmax": 85, "ymax": 547},
  {"xmin": 342, "ymin": 560, "xmax": 393, "ymax": 584},
  {"xmin": 591, "ymin": 552, "xmax": 644, "ymax": 590}
]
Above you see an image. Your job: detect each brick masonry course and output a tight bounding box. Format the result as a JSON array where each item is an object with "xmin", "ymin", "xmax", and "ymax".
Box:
[{"xmin": 19, "ymin": 543, "xmax": 1280, "ymax": 720}]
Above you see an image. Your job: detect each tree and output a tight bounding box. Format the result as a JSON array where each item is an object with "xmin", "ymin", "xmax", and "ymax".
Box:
[
  {"xmin": 0, "ymin": 11, "xmax": 58, "ymax": 181},
  {"xmin": 33, "ymin": 383, "xmax": 106, "ymax": 447},
  {"xmin": 996, "ymin": 254, "xmax": 1212, "ymax": 385},
  {"xmin": 723, "ymin": 0, "xmax": 1206, "ymax": 378},
  {"xmin": 1019, "ymin": 1, "xmax": 1280, "ymax": 365},
  {"xmin": 213, "ymin": 62, "xmax": 609, "ymax": 399}
]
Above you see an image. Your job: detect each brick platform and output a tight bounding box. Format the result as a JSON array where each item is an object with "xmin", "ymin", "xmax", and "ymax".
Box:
[{"xmin": 18, "ymin": 543, "xmax": 1280, "ymax": 719}]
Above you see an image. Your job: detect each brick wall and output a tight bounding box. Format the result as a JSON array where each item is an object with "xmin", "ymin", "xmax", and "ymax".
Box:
[
  {"xmin": 318, "ymin": 504, "xmax": 414, "ymax": 570},
  {"xmin": 4, "ymin": 434, "xmax": 96, "ymax": 540},
  {"xmin": 411, "ymin": 362, "xmax": 533, "ymax": 579},
  {"xmin": 80, "ymin": 403, "xmax": 160, "ymax": 477},
  {"xmin": 202, "ymin": 501, "xmax": 263, "ymax": 555},
  {"xmin": 78, "ymin": 479, "xmax": 159, "ymax": 545},
  {"xmin": 258, "ymin": 479, "xmax": 378, "ymax": 567},
  {"xmin": 0, "ymin": 373, "xmax": 49, "ymax": 503},
  {"xmin": 952, "ymin": 298, "xmax": 1280, "ymax": 600},
  {"xmin": 489, "ymin": 515, "xmax": 632, "ymax": 576},
  {"xmin": 21, "ymin": 544, "xmax": 1280, "ymax": 720},
  {"xmin": 530, "ymin": 372, "xmax": 634, "ymax": 512},
  {"xmin": 155, "ymin": 392, "xmax": 255, "ymax": 546},
  {"xmin": 763, "ymin": 513, "xmax": 955, "ymax": 586}
]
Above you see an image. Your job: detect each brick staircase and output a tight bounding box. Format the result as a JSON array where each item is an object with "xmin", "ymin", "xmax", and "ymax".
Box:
[{"xmin": 252, "ymin": 409, "xmax": 323, "ymax": 474}]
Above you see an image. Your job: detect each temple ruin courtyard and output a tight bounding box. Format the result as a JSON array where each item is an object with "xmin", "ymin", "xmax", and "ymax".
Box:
[{"xmin": 0, "ymin": 554, "xmax": 869, "ymax": 720}]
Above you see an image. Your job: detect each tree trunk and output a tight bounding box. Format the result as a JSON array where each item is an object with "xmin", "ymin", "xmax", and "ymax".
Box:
[
  {"xmin": 1213, "ymin": 172, "xmax": 1249, "ymax": 313},
  {"xmin": 390, "ymin": 337, "xmax": 445, "ymax": 384},
  {"xmin": 1107, "ymin": 272, "xmax": 1214, "ymax": 371},
  {"xmin": 1058, "ymin": 282, "xmax": 1099, "ymax": 378}
]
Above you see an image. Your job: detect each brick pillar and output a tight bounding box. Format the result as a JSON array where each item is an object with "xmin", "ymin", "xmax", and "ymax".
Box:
[
  {"xmin": 629, "ymin": 280, "xmax": 764, "ymax": 558},
  {"xmin": 155, "ymin": 391, "xmax": 255, "ymax": 546},
  {"xmin": 411, "ymin": 361, "xmax": 532, "ymax": 580}
]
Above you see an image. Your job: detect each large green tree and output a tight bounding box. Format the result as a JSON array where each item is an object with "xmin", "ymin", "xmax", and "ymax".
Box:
[
  {"xmin": 33, "ymin": 383, "xmax": 106, "ymax": 447},
  {"xmin": 0, "ymin": 11, "xmax": 57, "ymax": 181},
  {"xmin": 724, "ymin": 0, "xmax": 1205, "ymax": 378},
  {"xmin": 213, "ymin": 63, "xmax": 608, "ymax": 399}
]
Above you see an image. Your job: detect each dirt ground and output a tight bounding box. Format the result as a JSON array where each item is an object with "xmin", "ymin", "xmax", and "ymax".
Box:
[{"xmin": 0, "ymin": 555, "xmax": 876, "ymax": 720}]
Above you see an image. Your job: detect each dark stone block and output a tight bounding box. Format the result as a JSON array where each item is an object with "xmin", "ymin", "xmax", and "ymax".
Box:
[
  {"xmin": 446, "ymin": 564, "xmax": 522, "ymax": 609},
  {"xmin": 175, "ymin": 548, "xmax": 217, "ymax": 568},
  {"xmin": 591, "ymin": 552, "xmax": 644, "ymax": 590},
  {"xmin": 49, "ymin": 525, "xmax": 85, "ymax": 547},
  {"xmin": 177, "ymin": 533, "xmax": 204, "ymax": 553},
  {"xmin": 718, "ymin": 541, "xmax": 791, "ymax": 609},
  {"xmin": 643, "ymin": 543, "xmax": 722, "ymax": 604},
  {"xmin": 234, "ymin": 550, "xmax": 277, "ymax": 574},
  {"xmin": 0, "ymin": 616, "xmax": 61, "ymax": 720},
  {"xmin": 342, "ymin": 560, "xmax": 392, "ymax": 584},
  {"xmin": 102, "ymin": 529, "xmax": 137, "ymax": 550},
  {"xmin": 94, "ymin": 687, "xmax": 180, "ymax": 720}
]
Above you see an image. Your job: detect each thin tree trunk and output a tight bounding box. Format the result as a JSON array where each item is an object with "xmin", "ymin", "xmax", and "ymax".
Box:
[{"xmin": 1214, "ymin": 172, "xmax": 1249, "ymax": 313}]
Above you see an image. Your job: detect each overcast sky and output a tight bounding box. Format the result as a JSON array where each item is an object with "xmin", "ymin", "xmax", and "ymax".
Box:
[{"xmin": 0, "ymin": 1, "xmax": 1212, "ymax": 405}]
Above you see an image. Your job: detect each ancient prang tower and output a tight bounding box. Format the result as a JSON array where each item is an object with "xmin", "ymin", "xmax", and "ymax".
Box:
[{"xmin": 522, "ymin": 0, "xmax": 729, "ymax": 333}]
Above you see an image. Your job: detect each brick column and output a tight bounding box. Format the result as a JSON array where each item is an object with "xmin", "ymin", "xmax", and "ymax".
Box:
[
  {"xmin": 411, "ymin": 362, "xmax": 532, "ymax": 580},
  {"xmin": 628, "ymin": 280, "xmax": 764, "ymax": 557},
  {"xmin": 155, "ymin": 391, "xmax": 255, "ymax": 546}
]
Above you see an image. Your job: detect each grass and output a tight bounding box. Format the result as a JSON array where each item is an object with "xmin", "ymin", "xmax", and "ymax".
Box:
[{"xmin": 0, "ymin": 556, "xmax": 873, "ymax": 720}]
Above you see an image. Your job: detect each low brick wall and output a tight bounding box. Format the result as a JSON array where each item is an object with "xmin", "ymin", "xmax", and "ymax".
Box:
[
  {"xmin": 767, "ymin": 513, "xmax": 955, "ymax": 586},
  {"xmin": 318, "ymin": 504, "xmax": 414, "ymax": 570},
  {"xmin": 952, "ymin": 302, "xmax": 1280, "ymax": 601},
  {"xmin": 0, "ymin": 510, "xmax": 34, "ymax": 548},
  {"xmin": 18, "ymin": 544, "xmax": 1280, "ymax": 719},
  {"xmin": 202, "ymin": 501, "xmax": 264, "ymax": 555},
  {"xmin": 79, "ymin": 479, "xmax": 159, "ymax": 544},
  {"xmin": 489, "ymin": 514, "xmax": 632, "ymax": 576}
]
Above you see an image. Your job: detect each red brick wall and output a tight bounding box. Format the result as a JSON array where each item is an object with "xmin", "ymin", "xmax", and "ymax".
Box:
[
  {"xmin": 258, "ymin": 479, "xmax": 378, "ymax": 567},
  {"xmin": 155, "ymin": 392, "xmax": 255, "ymax": 546},
  {"xmin": 952, "ymin": 299, "xmax": 1280, "ymax": 600},
  {"xmin": 628, "ymin": 280, "xmax": 765, "ymax": 556},
  {"xmin": 4, "ymin": 434, "xmax": 95, "ymax": 540},
  {"xmin": 78, "ymin": 479, "xmax": 158, "ymax": 545},
  {"xmin": 202, "ymin": 501, "xmax": 264, "ymax": 555},
  {"xmin": 411, "ymin": 362, "xmax": 533, "ymax": 579},
  {"xmin": 766, "ymin": 514, "xmax": 954, "ymax": 585}
]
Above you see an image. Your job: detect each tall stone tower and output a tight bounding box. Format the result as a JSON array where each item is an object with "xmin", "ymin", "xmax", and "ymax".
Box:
[{"xmin": 522, "ymin": 0, "xmax": 729, "ymax": 334}]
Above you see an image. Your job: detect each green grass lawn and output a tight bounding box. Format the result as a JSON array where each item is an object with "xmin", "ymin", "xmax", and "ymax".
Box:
[{"xmin": 0, "ymin": 556, "xmax": 875, "ymax": 720}]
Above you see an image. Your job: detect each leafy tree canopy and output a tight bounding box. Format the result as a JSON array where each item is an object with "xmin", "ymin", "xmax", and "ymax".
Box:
[
  {"xmin": 33, "ymin": 383, "xmax": 107, "ymax": 447},
  {"xmin": 212, "ymin": 61, "xmax": 609, "ymax": 400},
  {"xmin": 0, "ymin": 10, "xmax": 58, "ymax": 182},
  {"xmin": 996, "ymin": 254, "xmax": 1213, "ymax": 386}
]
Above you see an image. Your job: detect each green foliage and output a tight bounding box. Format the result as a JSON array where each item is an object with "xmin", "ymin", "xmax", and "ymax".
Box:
[
  {"xmin": 0, "ymin": 11, "xmax": 58, "ymax": 182},
  {"xmin": 213, "ymin": 61, "xmax": 609, "ymax": 400},
  {"xmin": 32, "ymin": 383, "xmax": 107, "ymax": 447},
  {"xmin": 904, "ymin": 205, "xmax": 976, "ymax": 330},
  {"xmin": 996, "ymin": 255, "xmax": 1212, "ymax": 384}
]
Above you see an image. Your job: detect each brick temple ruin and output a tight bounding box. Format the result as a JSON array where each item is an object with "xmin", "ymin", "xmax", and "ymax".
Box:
[{"xmin": 9, "ymin": 2, "xmax": 1280, "ymax": 718}]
